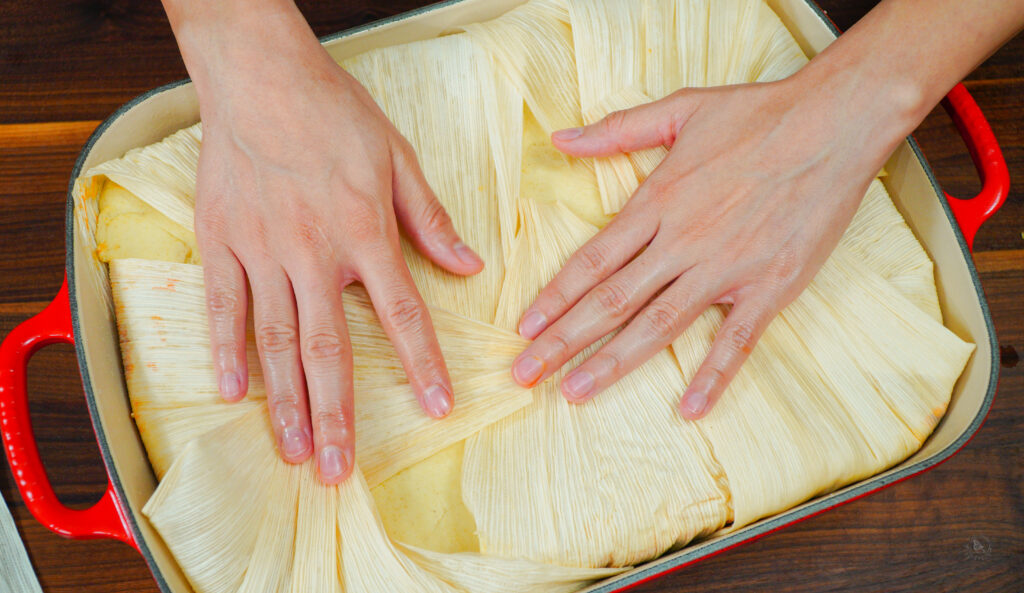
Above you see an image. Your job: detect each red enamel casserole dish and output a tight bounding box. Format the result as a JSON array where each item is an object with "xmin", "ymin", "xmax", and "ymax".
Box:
[{"xmin": 0, "ymin": 0, "xmax": 1007, "ymax": 591}]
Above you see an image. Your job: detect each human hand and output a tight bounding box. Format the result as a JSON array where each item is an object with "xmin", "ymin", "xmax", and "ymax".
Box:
[
  {"xmin": 511, "ymin": 68, "xmax": 913, "ymax": 419},
  {"xmin": 186, "ymin": 20, "xmax": 482, "ymax": 483}
]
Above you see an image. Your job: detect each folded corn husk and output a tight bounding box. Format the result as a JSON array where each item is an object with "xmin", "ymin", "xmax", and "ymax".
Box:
[
  {"xmin": 466, "ymin": 200, "xmax": 732, "ymax": 567},
  {"xmin": 463, "ymin": 0, "xmax": 581, "ymax": 135},
  {"xmin": 86, "ymin": 124, "xmax": 201, "ymax": 233},
  {"xmin": 144, "ymin": 408, "xmax": 460, "ymax": 593},
  {"xmin": 342, "ymin": 35, "xmax": 508, "ymax": 325},
  {"xmin": 402, "ymin": 545, "xmax": 628, "ymax": 593},
  {"xmin": 109, "ymin": 258, "xmax": 531, "ymax": 484},
  {"xmin": 669, "ymin": 246, "xmax": 972, "ymax": 529},
  {"xmin": 841, "ymin": 179, "xmax": 941, "ymax": 320}
]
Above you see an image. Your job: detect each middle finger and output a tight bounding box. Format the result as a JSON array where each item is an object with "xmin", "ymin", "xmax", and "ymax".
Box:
[{"xmin": 512, "ymin": 248, "xmax": 680, "ymax": 388}]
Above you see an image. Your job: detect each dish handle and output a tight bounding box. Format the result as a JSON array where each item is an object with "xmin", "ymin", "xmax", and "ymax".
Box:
[
  {"xmin": 0, "ymin": 276, "xmax": 137, "ymax": 549},
  {"xmin": 940, "ymin": 82, "xmax": 1009, "ymax": 252}
]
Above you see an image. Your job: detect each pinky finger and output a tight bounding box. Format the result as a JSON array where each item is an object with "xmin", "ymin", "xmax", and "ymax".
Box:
[{"xmin": 679, "ymin": 299, "xmax": 777, "ymax": 420}]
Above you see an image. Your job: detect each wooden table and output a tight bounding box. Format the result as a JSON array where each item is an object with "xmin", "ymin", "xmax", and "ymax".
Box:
[{"xmin": 1, "ymin": 1, "xmax": 1020, "ymax": 591}]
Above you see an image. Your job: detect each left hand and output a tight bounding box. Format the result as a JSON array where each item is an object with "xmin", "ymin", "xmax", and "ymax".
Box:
[{"xmin": 510, "ymin": 69, "xmax": 910, "ymax": 419}]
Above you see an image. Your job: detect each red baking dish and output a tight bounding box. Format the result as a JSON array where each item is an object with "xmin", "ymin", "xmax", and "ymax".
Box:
[{"xmin": 0, "ymin": 0, "xmax": 1007, "ymax": 591}]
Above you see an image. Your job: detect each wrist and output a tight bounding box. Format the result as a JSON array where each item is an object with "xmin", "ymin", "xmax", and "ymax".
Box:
[{"xmin": 163, "ymin": 0, "xmax": 328, "ymax": 112}]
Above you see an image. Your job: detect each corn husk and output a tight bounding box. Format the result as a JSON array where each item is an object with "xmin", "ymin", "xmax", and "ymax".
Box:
[
  {"xmin": 85, "ymin": 123, "xmax": 201, "ymax": 233},
  {"xmin": 237, "ymin": 458, "xmax": 301, "ymax": 593},
  {"xmin": 464, "ymin": 0, "xmax": 582, "ymax": 135},
  {"xmin": 342, "ymin": 35, "xmax": 506, "ymax": 325},
  {"xmin": 706, "ymin": 0, "xmax": 807, "ymax": 86},
  {"xmin": 337, "ymin": 467, "xmax": 459, "ymax": 592},
  {"xmin": 145, "ymin": 408, "xmax": 464, "ymax": 593},
  {"xmin": 109, "ymin": 258, "xmax": 531, "ymax": 485},
  {"xmin": 520, "ymin": 108, "xmax": 608, "ymax": 228},
  {"xmin": 841, "ymin": 179, "xmax": 941, "ymax": 320},
  {"xmin": 402, "ymin": 545, "xmax": 628, "ymax": 593},
  {"xmin": 670, "ymin": 245, "xmax": 972, "ymax": 529},
  {"xmin": 568, "ymin": 0, "xmax": 646, "ymax": 214},
  {"xmin": 142, "ymin": 409, "xmax": 276, "ymax": 593},
  {"xmin": 465, "ymin": 200, "xmax": 731, "ymax": 567}
]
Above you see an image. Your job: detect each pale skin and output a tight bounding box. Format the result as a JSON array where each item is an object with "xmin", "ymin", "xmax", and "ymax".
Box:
[{"xmin": 162, "ymin": 0, "xmax": 1024, "ymax": 483}]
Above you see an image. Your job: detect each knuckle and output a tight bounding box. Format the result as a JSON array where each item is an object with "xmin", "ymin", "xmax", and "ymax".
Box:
[
  {"xmin": 302, "ymin": 330, "xmax": 346, "ymax": 364},
  {"xmin": 292, "ymin": 219, "xmax": 329, "ymax": 252},
  {"xmin": 256, "ymin": 321, "xmax": 300, "ymax": 355},
  {"xmin": 574, "ymin": 240, "xmax": 614, "ymax": 278},
  {"xmin": 268, "ymin": 389, "xmax": 301, "ymax": 416},
  {"xmin": 196, "ymin": 209, "xmax": 229, "ymax": 238},
  {"xmin": 544, "ymin": 331, "xmax": 572, "ymax": 360},
  {"xmin": 592, "ymin": 282, "xmax": 632, "ymax": 318},
  {"xmin": 207, "ymin": 289, "xmax": 241, "ymax": 317},
  {"xmin": 602, "ymin": 109, "xmax": 629, "ymax": 138},
  {"xmin": 382, "ymin": 294, "xmax": 427, "ymax": 334},
  {"xmin": 419, "ymin": 198, "xmax": 452, "ymax": 235},
  {"xmin": 643, "ymin": 299, "xmax": 684, "ymax": 340},
  {"xmin": 723, "ymin": 317, "xmax": 759, "ymax": 354}
]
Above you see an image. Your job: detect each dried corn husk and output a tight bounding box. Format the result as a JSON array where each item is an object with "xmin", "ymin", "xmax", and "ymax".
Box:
[
  {"xmin": 146, "ymin": 408, "xmax": 463, "ymax": 593},
  {"xmin": 337, "ymin": 467, "xmax": 459, "ymax": 592},
  {"xmin": 568, "ymin": 0, "xmax": 646, "ymax": 214},
  {"xmin": 402, "ymin": 544, "xmax": 628, "ymax": 593},
  {"xmin": 463, "ymin": 0, "xmax": 582, "ymax": 135},
  {"xmin": 85, "ymin": 123, "xmax": 201, "ymax": 233},
  {"xmin": 706, "ymin": 0, "xmax": 807, "ymax": 86},
  {"xmin": 519, "ymin": 108, "xmax": 608, "ymax": 228},
  {"xmin": 670, "ymin": 245, "xmax": 972, "ymax": 529},
  {"xmin": 237, "ymin": 458, "xmax": 301, "ymax": 593},
  {"xmin": 841, "ymin": 179, "xmax": 941, "ymax": 320},
  {"xmin": 110, "ymin": 258, "xmax": 531, "ymax": 485},
  {"xmin": 142, "ymin": 409, "xmax": 276, "ymax": 593},
  {"xmin": 342, "ymin": 35, "xmax": 506, "ymax": 325},
  {"xmin": 466, "ymin": 200, "xmax": 731, "ymax": 567}
]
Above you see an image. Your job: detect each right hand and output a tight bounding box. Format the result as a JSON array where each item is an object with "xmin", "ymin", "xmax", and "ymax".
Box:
[{"xmin": 186, "ymin": 17, "xmax": 483, "ymax": 484}]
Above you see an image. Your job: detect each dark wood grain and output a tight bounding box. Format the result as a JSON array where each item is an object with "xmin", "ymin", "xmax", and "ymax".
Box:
[{"xmin": 0, "ymin": 1, "xmax": 1021, "ymax": 592}]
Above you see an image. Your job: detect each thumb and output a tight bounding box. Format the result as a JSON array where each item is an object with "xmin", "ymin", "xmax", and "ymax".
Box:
[
  {"xmin": 391, "ymin": 138, "xmax": 485, "ymax": 277},
  {"xmin": 552, "ymin": 91, "xmax": 697, "ymax": 158}
]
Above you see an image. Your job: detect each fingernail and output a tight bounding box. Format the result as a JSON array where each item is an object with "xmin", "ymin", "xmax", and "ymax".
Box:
[
  {"xmin": 453, "ymin": 241, "xmax": 483, "ymax": 267},
  {"xmin": 682, "ymin": 391, "xmax": 708, "ymax": 417},
  {"xmin": 281, "ymin": 426, "xmax": 311, "ymax": 459},
  {"xmin": 552, "ymin": 127, "xmax": 584, "ymax": 141},
  {"xmin": 219, "ymin": 371, "xmax": 242, "ymax": 401},
  {"xmin": 424, "ymin": 383, "xmax": 453, "ymax": 418},
  {"xmin": 518, "ymin": 309, "xmax": 548, "ymax": 339},
  {"xmin": 319, "ymin": 445, "xmax": 351, "ymax": 482},
  {"xmin": 513, "ymin": 355, "xmax": 545, "ymax": 386},
  {"xmin": 563, "ymin": 370, "xmax": 595, "ymax": 401}
]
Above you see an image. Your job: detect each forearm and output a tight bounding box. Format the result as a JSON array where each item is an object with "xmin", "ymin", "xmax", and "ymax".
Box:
[
  {"xmin": 160, "ymin": 0, "xmax": 329, "ymax": 110},
  {"xmin": 798, "ymin": 0, "xmax": 1024, "ymax": 155}
]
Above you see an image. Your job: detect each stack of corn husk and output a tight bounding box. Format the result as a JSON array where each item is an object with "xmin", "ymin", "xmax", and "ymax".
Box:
[{"xmin": 74, "ymin": 0, "xmax": 974, "ymax": 591}]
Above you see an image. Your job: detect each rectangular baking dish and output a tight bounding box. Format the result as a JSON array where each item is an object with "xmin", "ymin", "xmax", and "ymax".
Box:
[{"xmin": 0, "ymin": 1, "xmax": 1006, "ymax": 591}]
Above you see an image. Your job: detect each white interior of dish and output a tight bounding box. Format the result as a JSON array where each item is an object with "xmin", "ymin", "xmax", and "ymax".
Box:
[{"xmin": 67, "ymin": 1, "xmax": 993, "ymax": 591}]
